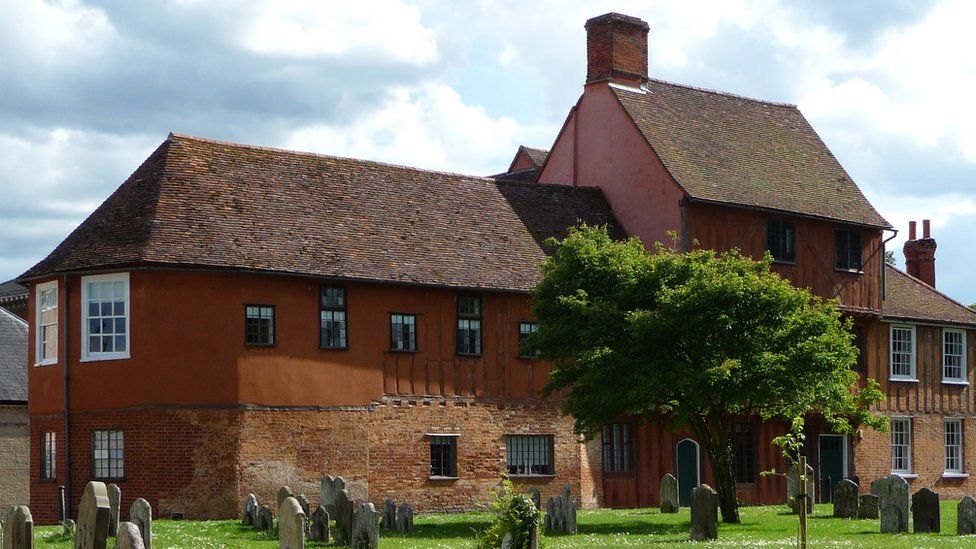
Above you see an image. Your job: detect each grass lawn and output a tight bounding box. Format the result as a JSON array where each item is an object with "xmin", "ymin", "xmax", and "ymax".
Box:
[{"xmin": 32, "ymin": 501, "xmax": 976, "ymax": 547}]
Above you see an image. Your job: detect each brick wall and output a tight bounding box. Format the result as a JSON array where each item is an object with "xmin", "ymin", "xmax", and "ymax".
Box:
[{"xmin": 0, "ymin": 404, "xmax": 29, "ymax": 510}]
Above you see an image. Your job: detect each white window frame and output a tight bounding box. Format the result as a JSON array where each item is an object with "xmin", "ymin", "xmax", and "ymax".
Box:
[
  {"xmin": 945, "ymin": 418, "xmax": 964, "ymax": 475},
  {"xmin": 891, "ymin": 417, "xmax": 912, "ymax": 475},
  {"xmin": 35, "ymin": 280, "xmax": 59, "ymax": 366},
  {"xmin": 943, "ymin": 328, "xmax": 968, "ymax": 383},
  {"xmin": 81, "ymin": 273, "xmax": 130, "ymax": 362},
  {"xmin": 889, "ymin": 325, "xmax": 917, "ymax": 381}
]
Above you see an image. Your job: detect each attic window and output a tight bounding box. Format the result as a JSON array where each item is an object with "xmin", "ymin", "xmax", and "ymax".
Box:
[
  {"xmin": 766, "ymin": 219, "xmax": 795, "ymax": 263},
  {"xmin": 835, "ymin": 230, "xmax": 862, "ymax": 271}
]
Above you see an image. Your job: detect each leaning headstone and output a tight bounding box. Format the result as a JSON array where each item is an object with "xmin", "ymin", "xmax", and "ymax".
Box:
[
  {"xmin": 277, "ymin": 486, "xmax": 295, "ymax": 511},
  {"xmin": 858, "ymin": 494, "xmax": 879, "ymax": 520},
  {"xmin": 351, "ymin": 502, "xmax": 379, "ymax": 549},
  {"xmin": 833, "ymin": 479, "xmax": 859, "ymax": 518},
  {"xmin": 912, "ymin": 488, "xmax": 940, "ymax": 533},
  {"xmin": 871, "ymin": 475, "xmax": 909, "ymax": 533},
  {"xmin": 278, "ymin": 496, "xmax": 306, "ymax": 549},
  {"xmin": 115, "ymin": 522, "xmax": 145, "ymax": 549},
  {"xmin": 107, "ymin": 484, "xmax": 121, "ymax": 537},
  {"xmin": 295, "ymin": 494, "xmax": 310, "ymax": 518},
  {"xmin": 333, "ymin": 489, "xmax": 354, "ymax": 545},
  {"xmin": 310, "ymin": 506, "xmax": 330, "ymax": 542},
  {"xmin": 395, "ymin": 502, "xmax": 414, "ymax": 533},
  {"xmin": 320, "ymin": 476, "xmax": 347, "ymax": 518},
  {"xmin": 256, "ymin": 505, "xmax": 274, "ymax": 532},
  {"xmin": 243, "ymin": 493, "xmax": 258, "ymax": 526},
  {"xmin": 660, "ymin": 474, "xmax": 679, "ymax": 513},
  {"xmin": 958, "ymin": 496, "xmax": 976, "ymax": 535},
  {"xmin": 690, "ymin": 484, "xmax": 719, "ymax": 541},
  {"xmin": 129, "ymin": 498, "xmax": 152, "ymax": 549},
  {"xmin": 526, "ymin": 488, "xmax": 541, "ymax": 511},
  {"xmin": 786, "ymin": 463, "xmax": 815, "ymax": 514},
  {"xmin": 382, "ymin": 500, "xmax": 396, "ymax": 530},
  {"xmin": 76, "ymin": 481, "xmax": 111, "ymax": 549},
  {"xmin": 3, "ymin": 505, "xmax": 32, "ymax": 549}
]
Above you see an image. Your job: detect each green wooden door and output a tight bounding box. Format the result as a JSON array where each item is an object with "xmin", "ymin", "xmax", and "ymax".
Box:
[
  {"xmin": 676, "ymin": 439, "xmax": 700, "ymax": 507},
  {"xmin": 819, "ymin": 435, "xmax": 845, "ymax": 502}
]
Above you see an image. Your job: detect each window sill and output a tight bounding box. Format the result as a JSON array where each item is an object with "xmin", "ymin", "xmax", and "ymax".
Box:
[
  {"xmin": 771, "ymin": 259, "xmax": 796, "ymax": 266},
  {"xmin": 893, "ymin": 473, "xmax": 918, "ymax": 479},
  {"xmin": 457, "ymin": 353, "xmax": 483, "ymax": 358},
  {"xmin": 389, "ymin": 349, "xmax": 419, "ymax": 354},
  {"xmin": 80, "ymin": 353, "xmax": 130, "ymax": 363},
  {"xmin": 509, "ymin": 474, "xmax": 556, "ymax": 479},
  {"xmin": 943, "ymin": 380, "xmax": 970, "ymax": 386},
  {"xmin": 943, "ymin": 472, "xmax": 969, "ymax": 479},
  {"xmin": 428, "ymin": 476, "xmax": 459, "ymax": 481},
  {"xmin": 39, "ymin": 478, "xmax": 58, "ymax": 483},
  {"xmin": 34, "ymin": 361, "xmax": 58, "ymax": 368},
  {"xmin": 835, "ymin": 268, "xmax": 864, "ymax": 275},
  {"xmin": 889, "ymin": 377, "xmax": 919, "ymax": 383},
  {"xmin": 244, "ymin": 343, "xmax": 276, "ymax": 348},
  {"xmin": 319, "ymin": 347, "xmax": 349, "ymax": 351}
]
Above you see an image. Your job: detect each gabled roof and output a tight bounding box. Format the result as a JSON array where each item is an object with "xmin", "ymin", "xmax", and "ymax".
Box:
[
  {"xmin": 883, "ymin": 265, "xmax": 976, "ymax": 326},
  {"xmin": 517, "ymin": 146, "xmax": 549, "ymax": 169},
  {"xmin": 611, "ymin": 80, "xmax": 891, "ymax": 229},
  {"xmin": 492, "ymin": 145, "xmax": 551, "ymax": 183},
  {"xmin": 0, "ymin": 307, "xmax": 27, "ymax": 403},
  {"xmin": 21, "ymin": 134, "xmax": 624, "ymax": 292}
]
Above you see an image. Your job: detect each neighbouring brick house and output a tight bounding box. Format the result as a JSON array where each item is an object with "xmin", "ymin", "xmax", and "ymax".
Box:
[
  {"xmin": 0, "ymin": 280, "xmax": 28, "ymax": 321},
  {"xmin": 19, "ymin": 11, "xmax": 976, "ymax": 523}
]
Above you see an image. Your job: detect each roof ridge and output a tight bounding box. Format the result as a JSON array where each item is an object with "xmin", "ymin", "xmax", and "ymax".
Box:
[
  {"xmin": 885, "ymin": 264, "xmax": 976, "ymax": 318},
  {"xmin": 0, "ymin": 306, "xmax": 27, "ymax": 328},
  {"xmin": 646, "ymin": 77, "xmax": 797, "ymax": 108}
]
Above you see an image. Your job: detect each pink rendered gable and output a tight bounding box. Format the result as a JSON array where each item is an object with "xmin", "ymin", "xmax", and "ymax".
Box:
[{"xmin": 538, "ymin": 83, "xmax": 687, "ymax": 249}]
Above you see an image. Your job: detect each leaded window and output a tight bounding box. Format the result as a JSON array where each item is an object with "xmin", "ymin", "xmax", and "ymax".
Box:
[
  {"xmin": 518, "ymin": 322, "xmax": 539, "ymax": 358},
  {"xmin": 92, "ymin": 429, "xmax": 124, "ymax": 479},
  {"xmin": 391, "ymin": 313, "xmax": 417, "ymax": 351},
  {"xmin": 429, "ymin": 435, "xmax": 458, "ymax": 478},
  {"xmin": 730, "ymin": 423, "xmax": 755, "ymax": 483},
  {"xmin": 457, "ymin": 295, "xmax": 482, "ymax": 355},
  {"xmin": 320, "ymin": 286, "xmax": 348, "ymax": 349},
  {"xmin": 767, "ymin": 219, "xmax": 795, "ymax": 263},
  {"xmin": 245, "ymin": 305, "xmax": 275, "ymax": 346},
  {"xmin": 835, "ymin": 230, "xmax": 862, "ymax": 271},
  {"xmin": 506, "ymin": 435, "xmax": 554, "ymax": 476},
  {"xmin": 602, "ymin": 423, "xmax": 633, "ymax": 474}
]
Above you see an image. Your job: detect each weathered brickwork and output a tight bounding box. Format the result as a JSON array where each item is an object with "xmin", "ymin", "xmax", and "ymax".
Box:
[{"xmin": 0, "ymin": 404, "xmax": 29, "ymax": 510}]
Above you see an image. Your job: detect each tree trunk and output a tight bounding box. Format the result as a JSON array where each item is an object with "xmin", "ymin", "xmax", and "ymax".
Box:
[{"xmin": 691, "ymin": 414, "xmax": 741, "ymax": 524}]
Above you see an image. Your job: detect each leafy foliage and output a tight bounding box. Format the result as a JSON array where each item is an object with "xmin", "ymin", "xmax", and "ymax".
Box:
[{"xmin": 477, "ymin": 476, "xmax": 542, "ymax": 549}]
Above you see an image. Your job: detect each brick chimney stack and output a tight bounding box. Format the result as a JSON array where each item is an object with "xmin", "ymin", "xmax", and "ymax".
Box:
[
  {"xmin": 585, "ymin": 13, "xmax": 650, "ymax": 87},
  {"xmin": 903, "ymin": 219, "xmax": 937, "ymax": 287}
]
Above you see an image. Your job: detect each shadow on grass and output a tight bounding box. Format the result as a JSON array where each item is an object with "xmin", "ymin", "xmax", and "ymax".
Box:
[
  {"xmin": 574, "ymin": 520, "xmax": 688, "ymax": 536},
  {"xmin": 383, "ymin": 520, "xmax": 493, "ymax": 540}
]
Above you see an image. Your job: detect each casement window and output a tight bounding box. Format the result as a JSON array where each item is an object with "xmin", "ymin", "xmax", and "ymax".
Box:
[
  {"xmin": 320, "ymin": 286, "xmax": 348, "ymax": 349},
  {"xmin": 390, "ymin": 313, "xmax": 417, "ymax": 352},
  {"xmin": 506, "ymin": 435, "xmax": 554, "ymax": 476},
  {"xmin": 729, "ymin": 424, "xmax": 756, "ymax": 483},
  {"xmin": 890, "ymin": 325, "xmax": 916, "ymax": 379},
  {"xmin": 428, "ymin": 435, "xmax": 458, "ymax": 478},
  {"xmin": 35, "ymin": 281, "xmax": 58, "ymax": 365},
  {"xmin": 518, "ymin": 322, "xmax": 539, "ymax": 358},
  {"xmin": 943, "ymin": 329, "xmax": 967, "ymax": 382},
  {"xmin": 456, "ymin": 295, "xmax": 482, "ymax": 356},
  {"xmin": 835, "ymin": 230, "xmax": 862, "ymax": 271},
  {"xmin": 945, "ymin": 419, "xmax": 963, "ymax": 474},
  {"xmin": 81, "ymin": 273, "xmax": 129, "ymax": 361},
  {"xmin": 766, "ymin": 219, "xmax": 795, "ymax": 263},
  {"xmin": 244, "ymin": 305, "xmax": 275, "ymax": 346},
  {"xmin": 92, "ymin": 429, "xmax": 124, "ymax": 480},
  {"xmin": 41, "ymin": 431, "xmax": 56, "ymax": 480},
  {"xmin": 891, "ymin": 418, "xmax": 911, "ymax": 474},
  {"xmin": 602, "ymin": 423, "xmax": 634, "ymax": 474}
]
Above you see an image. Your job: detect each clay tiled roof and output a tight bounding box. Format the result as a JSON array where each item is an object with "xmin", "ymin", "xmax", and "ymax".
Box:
[
  {"xmin": 491, "ymin": 146, "xmax": 550, "ymax": 183},
  {"xmin": 612, "ymin": 80, "xmax": 891, "ymax": 228},
  {"xmin": 883, "ymin": 265, "xmax": 976, "ymax": 326},
  {"xmin": 21, "ymin": 134, "xmax": 623, "ymax": 292},
  {"xmin": 0, "ymin": 307, "xmax": 27, "ymax": 403},
  {"xmin": 520, "ymin": 146, "xmax": 549, "ymax": 168}
]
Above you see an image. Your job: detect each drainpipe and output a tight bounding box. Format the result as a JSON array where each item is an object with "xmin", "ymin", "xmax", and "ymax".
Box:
[{"xmin": 62, "ymin": 274, "xmax": 73, "ymax": 520}]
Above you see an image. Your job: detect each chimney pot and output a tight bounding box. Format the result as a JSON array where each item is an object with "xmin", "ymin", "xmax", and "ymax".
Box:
[
  {"xmin": 922, "ymin": 219, "xmax": 931, "ymax": 239},
  {"xmin": 908, "ymin": 220, "xmax": 917, "ymax": 241},
  {"xmin": 585, "ymin": 12, "xmax": 650, "ymax": 87}
]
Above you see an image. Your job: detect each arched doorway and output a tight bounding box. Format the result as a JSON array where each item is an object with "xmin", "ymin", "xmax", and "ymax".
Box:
[{"xmin": 676, "ymin": 438, "xmax": 701, "ymax": 507}]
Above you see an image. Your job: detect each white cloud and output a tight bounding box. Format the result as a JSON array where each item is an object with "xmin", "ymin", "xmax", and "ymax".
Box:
[{"xmin": 0, "ymin": 0, "xmax": 117, "ymax": 71}]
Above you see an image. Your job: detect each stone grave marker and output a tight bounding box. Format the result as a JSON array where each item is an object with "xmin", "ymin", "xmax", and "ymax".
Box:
[
  {"xmin": 277, "ymin": 486, "xmax": 295, "ymax": 511},
  {"xmin": 660, "ymin": 474, "xmax": 679, "ymax": 513},
  {"xmin": 912, "ymin": 487, "xmax": 940, "ymax": 533},
  {"xmin": 870, "ymin": 475, "xmax": 908, "ymax": 533},
  {"xmin": 543, "ymin": 484, "xmax": 577, "ymax": 534},
  {"xmin": 395, "ymin": 502, "xmax": 414, "ymax": 533},
  {"xmin": 256, "ymin": 505, "xmax": 274, "ymax": 532},
  {"xmin": 115, "ymin": 522, "xmax": 145, "ymax": 549},
  {"xmin": 690, "ymin": 484, "xmax": 718, "ymax": 541},
  {"xmin": 858, "ymin": 494, "xmax": 879, "ymax": 520},
  {"xmin": 3, "ymin": 505, "xmax": 32, "ymax": 549},
  {"xmin": 62, "ymin": 520, "xmax": 76, "ymax": 537},
  {"xmin": 76, "ymin": 481, "xmax": 111, "ymax": 549},
  {"xmin": 130, "ymin": 498, "xmax": 152, "ymax": 549},
  {"xmin": 320, "ymin": 476, "xmax": 346, "ymax": 518},
  {"xmin": 107, "ymin": 484, "xmax": 121, "ymax": 537},
  {"xmin": 333, "ymin": 489, "xmax": 354, "ymax": 545},
  {"xmin": 786, "ymin": 462, "xmax": 815, "ymax": 514},
  {"xmin": 958, "ymin": 496, "xmax": 976, "ymax": 535},
  {"xmin": 243, "ymin": 494, "xmax": 258, "ymax": 526},
  {"xmin": 526, "ymin": 488, "xmax": 541, "ymax": 510},
  {"xmin": 382, "ymin": 500, "xmax": 396, "ymax": 530},
  {"xmin": 832, "ymin": 479, "xmax": 859, "ymax": 519},
  {"xmin": 278, "ymin": 496, "xmax": 306, "ymax": 549},
  {"xmin": 295, "ymin": 494, "xmax": 310, "ymax": 518},
  {"xmin": 310, "ymin": 506, "xmax": 330, "ymax": 542},
  {"xmin": 351, "ymin": 502, "xmax": 379, "ymax": 549},
  {"xmin": 881, "ymin": 504, "xmax": 905, "ymax": 534}
]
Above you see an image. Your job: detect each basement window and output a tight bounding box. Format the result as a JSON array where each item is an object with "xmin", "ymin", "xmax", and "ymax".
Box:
[
  {"xmin": 835, "ymin": 230, "xmax": 862, "ymax": 271},
  {"xmin": 429, "ymin": 435, "xmax": 458, "ymax": 478},
  {"xmin": 92, "ymin": 429, "xmax": 124, "ymax": 480},
  {"xmin": 506, "ymin": 435, "xmax": 554, "ymax": 476},
  {"xmin": 81, "ymin": 273, "xmax": 129, "ymax": 361}
]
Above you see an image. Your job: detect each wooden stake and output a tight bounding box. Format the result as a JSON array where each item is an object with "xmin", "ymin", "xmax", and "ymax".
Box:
[{"xmin": 799, "ymin": 455, "xmax": 808, "ymax": 549}]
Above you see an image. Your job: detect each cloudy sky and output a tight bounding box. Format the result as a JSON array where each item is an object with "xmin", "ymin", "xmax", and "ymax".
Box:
[{"xmin": 2, "ymin": 0, "xmax": 975, "ymax": 302}]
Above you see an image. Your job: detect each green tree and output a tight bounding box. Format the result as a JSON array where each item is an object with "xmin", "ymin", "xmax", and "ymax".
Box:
[
  {"xmin": 529, "ymin": 225, "xmax": 886, "ymax": 524},
  {"xmin": 885, "ymin": 249, "xmax": 896, "ymax": 266}
]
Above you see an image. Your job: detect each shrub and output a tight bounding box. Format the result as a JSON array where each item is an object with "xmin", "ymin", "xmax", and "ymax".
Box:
[{"xmin": 477, "ymin": 476, "xmax": 541, "ymax": 549}]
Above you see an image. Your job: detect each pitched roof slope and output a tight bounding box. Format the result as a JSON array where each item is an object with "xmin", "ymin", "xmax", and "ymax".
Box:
[
  {"xmin": 612, "ymin": 80, "xmax": 890, "ymax": 228},
  {"xmin": 0, "ymin": 307, "xmax": 27, "ymax": 402},
  {"xmin": 520, "ymin": 146, "xmax": 549, "ymax": 168},
  {"xmin": 883, "ymin": 265, "xmax": 976, "ymax": 326},
  {"xmin": 21, "ymin": 134, "xmax": 623, "ymax": 292}
]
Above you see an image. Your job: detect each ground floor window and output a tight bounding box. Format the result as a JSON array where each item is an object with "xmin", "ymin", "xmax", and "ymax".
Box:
[
  {"xmin": 729, "ymin": 423, "xmax": 755, "ymax": 482},
  {"xmin": 429, "ymin": 435, "xmax": 458, "ymax": 478},
  {"xmin": 891, "ymin": 418, "xmax": 911, "ymax": 474},
  {"xmin": 92, "ymin": 429, "xmax": 124, "ymax": 479},
  {"xmin": 41, "ymin": 431, "xmax": 56, "ymax": 480},
  {"xmin": 506, "ymin": 435, "xmax": 554, "ymax": 476},
  {"xmin": 945, "ymin": 418, "xmax": 963, "ymax": 474},
  {"xmin": 602, "ymin": 423, "xmax": 633, "ymax": 473}
]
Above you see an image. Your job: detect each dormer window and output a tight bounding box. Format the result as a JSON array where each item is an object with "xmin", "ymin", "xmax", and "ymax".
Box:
[
  {"xmin": 766, "ymin": 219, "xmax": 795, "ymax": 263},
  {"xmin": 835, "ymin": 230, "xmax": 862, "ymax": 271}
]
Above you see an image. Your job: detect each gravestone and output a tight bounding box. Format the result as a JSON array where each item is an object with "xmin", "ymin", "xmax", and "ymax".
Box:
[
  {"xmin": 351, "ymin": 502, "xmax": 379, "ymax": 549},
  {"xmin": 76, "ymin": 481, "xmax": 111, "ymax": 549},
  {"xmin": 333, "ymin": 489, "xmax": 354, "ymax": 545},
  {"xmin": 543, "ymin": 484, "xmax": 577, "ymax": 534},
  {"xmin": 310, "ymin": 506, "xmax": 330, "ymax": 542},
  {"xmin": 858, "ymin": 494, "xmax": 879, "ymax": 520},
  {"xmin": 870, "ymin": 475, "xmax": 909, "ymax": 533},
  {"xmin": 320, "ymin": 476, "xmax": 347, "ymax": 518},
  {"xmin": 295, "ymin": 494, "xmax": 310, "ymax": 518},
  {"xmin": 660, "ymin": 474, "xmax": 679, "ymax": 513},
  {"xmin": 881, "ymin": 504, "xmax": 905, "ymax": 534},
  {"xmin": 256, "ymin": 505, "xmax": 274, "ymax": 532},
  {"xmin": 243, "ymin": 494, "xmax": 258, "ymax": 526},
  {"xmin": 958, "ymin": 496, "xmax": 976, "ymax": 535},
  {"xmin": 912, "ymin": 488, "xmax": 940, "ymax": 533},
  {"xmin": 689, "ymin": 484, "xmax": 719, "ymax": 541},
  {"xmin": 277, "ymin": 486, "xmax": 295, "ymax": 511},
  {"xmin": 278, "ymin": 496, "xmax": 306, "ymax": 549},
  {"xmin": 395, "ymin": 502, "xmax": 414, "ymax": 533},
  {"xmin": 786, "ymin": 463, "xmax": 815, "ymax": 514},
  {"xmin": 107, "ymin": 484, "xmax": 121, "ymax": 537},
  {"xmin": 130, "ymin": 498, "xmax": 152, "ymax": 549},
  {"xmin": 382, "ymin": 500, "xmax": 396, "ymax": 530},
  {"xmin": 832, "ymin": 479, "xmax": 859, "ymax": 519},
  {"xmin": 62, "ymin": 520, "xmax": 76, "ymax": 537},
  {"xmin": 526, "ymin": 488, "xmax": 541, "ymax": 511},
  {"xmin": 3, "ymin": 505, "xmax": 32, "ymax": 549},
  {"xmin": 115, "ymin": 522, "xmax": 145, "ymax": 549}
]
